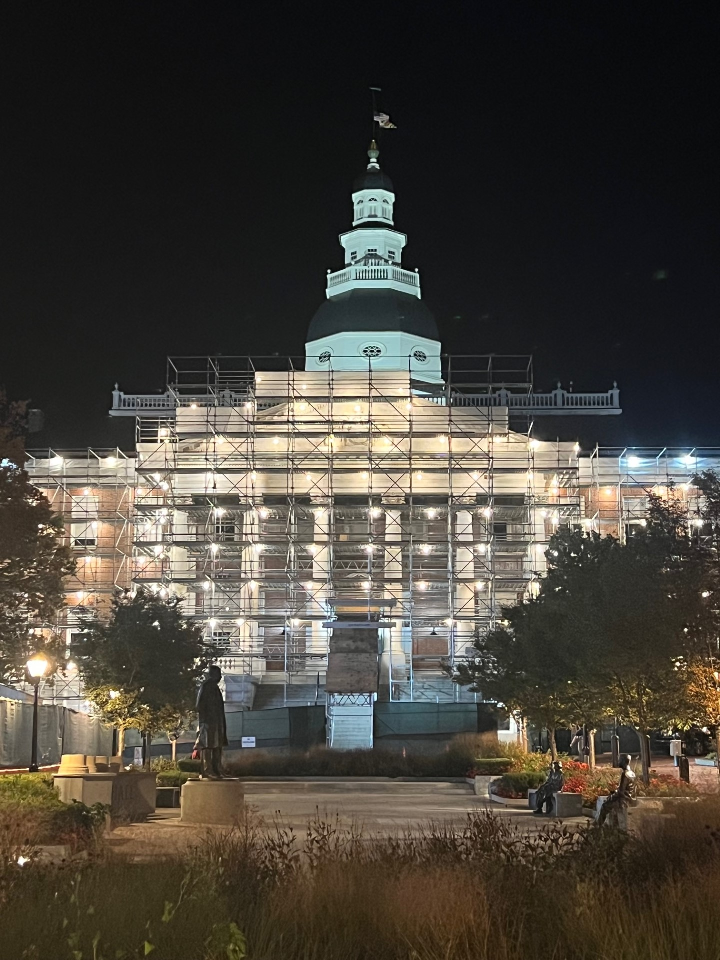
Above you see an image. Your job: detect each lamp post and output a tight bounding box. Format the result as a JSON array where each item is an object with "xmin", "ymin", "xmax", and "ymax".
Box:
[{"xmin": 26, "ymin": 654, "xmax": 49, "ymax": 773}]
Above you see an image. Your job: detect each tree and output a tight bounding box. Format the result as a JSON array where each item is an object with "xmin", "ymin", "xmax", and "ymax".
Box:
[
  {"xmin": 453, "ymin": 607, "xmax": 580, "ymax": 759},
  {"xmin": 454, "ymin": 493, "xmax": 714, "ymax": 783},
  {"xmin": 0, "ymin": 389, "xmax": 75, "ymax": 683},
  {"xmin": 73, "ymin": 590, "xmax": 213, "ymax": 761},
  {"xmin": 540, "ymin": 501, "xmax": 712, "ymax": 782}
]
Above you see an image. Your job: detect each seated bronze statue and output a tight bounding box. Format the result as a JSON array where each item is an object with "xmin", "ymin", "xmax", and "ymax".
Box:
[
  {"xmin": 598, "ymin": 754, "xmax": 637, "ymax": 826},
  {"xmin": 533, "ymin": 760, "xmax": 564, "ymax": 815}
]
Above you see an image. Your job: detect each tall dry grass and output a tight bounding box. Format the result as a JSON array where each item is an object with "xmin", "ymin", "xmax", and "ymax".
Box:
[{"xmin": 3, "ymin": 799, "xmax": 720, "ymax": 959}]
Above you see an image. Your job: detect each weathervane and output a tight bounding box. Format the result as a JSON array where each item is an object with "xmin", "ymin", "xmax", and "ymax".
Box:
[{"xmin": 370, "ymin": 86, "xmax": 397, "ymax": 133}]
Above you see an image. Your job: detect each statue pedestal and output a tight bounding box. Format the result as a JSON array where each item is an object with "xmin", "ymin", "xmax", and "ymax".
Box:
[
  {"xmin": 180, "ymin": 779, "xmax": 245, "ymax": 826},
  {"xmin": 54, "ymin": 773, "xmax": 116, "ymax": 807}
]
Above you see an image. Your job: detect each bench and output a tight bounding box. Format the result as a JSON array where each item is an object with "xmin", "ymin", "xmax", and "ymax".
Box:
[{"xmin": 156, "ymin": 785, "xmax": 181, "ymax": 808}]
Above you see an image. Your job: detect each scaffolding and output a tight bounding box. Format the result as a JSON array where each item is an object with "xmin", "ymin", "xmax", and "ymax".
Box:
[
  {"xmin": 584, "ymin": 446, "xmax": 719, "ymax": 541},
  {"xmin": 24, "ymin": 448, "xmax": 135, "ymax": 707},
  {"xmin": 130, "ymin": 355, "xmax": 582, "ymax": 704}
]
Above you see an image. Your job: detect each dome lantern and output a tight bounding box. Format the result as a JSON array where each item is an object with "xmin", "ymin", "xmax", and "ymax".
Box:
[{"xmin": 305, "ymin": 143, "xmax": 442, "ymax": 383}]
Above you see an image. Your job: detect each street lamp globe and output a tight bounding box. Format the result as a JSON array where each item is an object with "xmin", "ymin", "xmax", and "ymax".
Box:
[{"xmin": 26, "ymin": 654, "xmax": 49, "ymax": 680}]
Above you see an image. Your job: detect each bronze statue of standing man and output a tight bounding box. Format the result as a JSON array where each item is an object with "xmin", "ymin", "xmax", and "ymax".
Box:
[{"xmin": 195, "ymin": 665, "xmax": 228, "ymax": 779}]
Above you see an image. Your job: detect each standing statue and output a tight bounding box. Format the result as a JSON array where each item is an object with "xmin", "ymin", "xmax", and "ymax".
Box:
[
  {"xmin": 194, "ymin": 665, "xmax": 228, "ymax": 779},
  {"xmin": 598, "ymin": 753, "xmax": 636, "ymax": 826},
  {"xmin": 533, "ymin": 760, "xmax": 564, "ymax": 815}
]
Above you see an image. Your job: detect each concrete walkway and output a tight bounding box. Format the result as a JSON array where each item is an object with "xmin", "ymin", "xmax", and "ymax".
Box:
[{"xmin": 106, "ymin": 780, "xmax": 591, "ymax": 860}]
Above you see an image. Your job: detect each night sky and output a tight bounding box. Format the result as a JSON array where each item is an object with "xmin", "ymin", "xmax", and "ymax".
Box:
[{"xmin": 1, "ymin": 3, "xmax": 718, "ymax": 451}]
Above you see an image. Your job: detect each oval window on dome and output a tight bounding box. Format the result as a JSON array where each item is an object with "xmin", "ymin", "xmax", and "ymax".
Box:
[
  {"xmin": 362, "ymin": 345, "xmax": 383, "ymax": 359},
  {"xmin": 318, "ymin": 351, "xmax": 332, "ymax": 364},
  {"xmin": 412, "ymin": 349, "xmax": 428, "ymax": 363}
]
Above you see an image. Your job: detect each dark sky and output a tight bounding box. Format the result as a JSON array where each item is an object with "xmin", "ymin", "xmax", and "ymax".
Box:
[{"xmin": 1, "ymin": 3, "xmax": 718, "ymax": 451}]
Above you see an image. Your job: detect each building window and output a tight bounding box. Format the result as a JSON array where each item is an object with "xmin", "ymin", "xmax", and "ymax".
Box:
[
  {"xmin": 412, "ymin": 350, "xmax": 428, "ymax": 362},
  {"xmin": 71, "ymin": 522, "xmax": 97, "ymax": 547},
  {"xmin": 318, "ymin": 351, "xmax": 332, "ymax": 364},
  {"xmin": 367, "ymin": 247, "xmax": 378, "ymax": 253},
  {"xmin": 388, "ymin": 250, "xmax": 396, "ymax": 260},
  {"xmin": 350, "ymin": 251, "xmax": 358, "ymax": 261},
  {"xmin": 71, "ymin": 493, "xmax": 99, "ymax": 547},
  {"xmin": 209, "ymin": 630, "xmax": 232, "ymax": 649},
  {"xmin": 215, "ymin": 518, "xmax": 237, "ymax": 542},
  {"xmin": 362, "ymin": 345, "xmax": 383, "ymax": 358}
]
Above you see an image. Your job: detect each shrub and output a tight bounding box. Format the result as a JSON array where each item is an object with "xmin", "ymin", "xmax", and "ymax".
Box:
[
  {"xmin": 510, "ymin": 751, "xmax": 572, "ymax": 773},
  {"xmin": 492, "ymin": 771, "xmax": 547, "ymax": 798},
  {"xmin": 474, "ymin": 758, "xmax": 512, "ymax": 775},
  {"xmin": 638, "ymin": 775, "xmax": 699, "ymax": 798},
  {"xmin": 177, "ymin": 758, "xmax": 202, "ymax": 774},
  {"xmin": 156, "ymin": 770, "xmax": 194, "ymax": 787},
  {"xmin": 0, "ymin": 775, "xmax": 106, "ymax": 849},
  {"xmin": 224, "ymin": 742, "xmax": 492, "ymax": 779}
]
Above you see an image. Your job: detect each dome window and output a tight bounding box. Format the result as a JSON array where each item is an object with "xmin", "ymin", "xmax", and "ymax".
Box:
[
  {"xmin": 412, "ymin": 350, "xmax": 428, "ymax": 363},
  {"xmin": 318, "ymin": 351, "xmax": 332, "ymax": 364},
  {"xmin": 362, "ymin": 345, "xmax": 383, "ymax": 359}
]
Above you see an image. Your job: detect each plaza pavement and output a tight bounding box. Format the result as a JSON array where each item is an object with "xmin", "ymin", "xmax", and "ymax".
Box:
[{"xmin": 106, "ymin": 779, "xmax": 592, "ymax": 860}]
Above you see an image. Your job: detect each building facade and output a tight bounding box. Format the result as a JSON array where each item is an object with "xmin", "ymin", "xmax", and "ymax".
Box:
[{"xmin": 26, "ymin": 144, "xmax": 712, "ymax": 745}]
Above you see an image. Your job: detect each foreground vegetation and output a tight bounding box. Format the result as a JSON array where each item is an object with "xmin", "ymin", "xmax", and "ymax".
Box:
[
  {"xmin": 0, "ymin": 774, "xmax": 106, "ymax": 854},
  {"xmin": 2, "ymin": 797, "xmax": 720, "ymax": 959}
]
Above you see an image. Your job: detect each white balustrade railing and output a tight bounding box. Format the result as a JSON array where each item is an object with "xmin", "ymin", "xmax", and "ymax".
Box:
[
  {"xmin": 111, "ymin": 389, "xmax": 176, "ymax": 412},
  {"xmin": 439, "ymin": 383, "xmax": 620, "ymax": 414},
  {"xmin": 112, "ymin": 382, "xmax": 620, "ymax": 418},
  {"xmin": 326, "ymin": 265, "xmax": 420, "ymax": 289}
]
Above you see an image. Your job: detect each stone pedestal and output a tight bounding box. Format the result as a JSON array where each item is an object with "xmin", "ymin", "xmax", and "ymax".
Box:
[
  {"xmin": 551, "ymin": 792, "xmax": 584, "ymax": 818},
  {"xmin": 180, "ymin": 779, "xmax": 245, "ymax": 825},
  {"xmin": 111, "ymin": 772, "xmax": 157, "ymax": 821},
  {"xmin": 54, "ymin": 773, "xmax": 116, "ymax": 807}
]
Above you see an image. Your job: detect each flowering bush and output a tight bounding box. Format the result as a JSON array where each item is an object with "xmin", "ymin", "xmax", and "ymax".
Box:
[
  {"xmin": 560, "ymin": 767, "xmax": 698, "ymax": 805},
  {"xmin": 639, "ymin": 775, "xmax": 699, "ymax": 798},
  {"xmin": 509, "ymin": 752, "xmax": 565, "ymax": 774}
]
